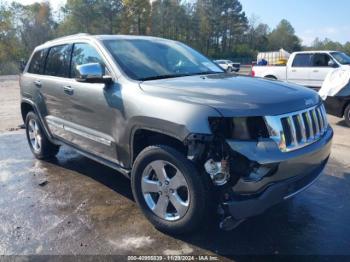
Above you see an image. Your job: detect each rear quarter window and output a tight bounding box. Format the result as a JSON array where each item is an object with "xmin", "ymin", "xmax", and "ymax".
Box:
[
  {"xmin": 27, "ymin": 50, "xmax": 47, "ymax": 74},
  {"xmin": 44, "ymin": 44, "xmax": 72, "ymax": 77}
]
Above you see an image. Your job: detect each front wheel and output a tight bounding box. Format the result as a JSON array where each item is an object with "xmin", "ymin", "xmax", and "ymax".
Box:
[
  {"xmin": 131, "ymin": 145, "xmax": 210, "ymax": 234},
  {"xmin": 344, "ymin": 104, "xmax": 350, "ymax": 127}
]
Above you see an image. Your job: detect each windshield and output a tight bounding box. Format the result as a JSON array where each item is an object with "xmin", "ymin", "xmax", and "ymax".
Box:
[
  {"xmin": 331, "ymin": 52, "xmax": 350, "ymax": 65},
  {"xmin": 103, "ymin": 38, "xmax": 223, "ymax": 81}
]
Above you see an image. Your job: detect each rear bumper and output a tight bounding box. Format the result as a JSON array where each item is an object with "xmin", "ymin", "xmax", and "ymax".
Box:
[{"xmin": 224, "ymin": 127, "xmax": 333, "ymax": 220}]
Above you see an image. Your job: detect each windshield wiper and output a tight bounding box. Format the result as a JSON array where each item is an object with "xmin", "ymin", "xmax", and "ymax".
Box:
[
  {"xmin": 138, "ymin": 74, "xmax": 191, "ymax": 81},
  {"xmin": 139, "ymin": 71, "xmax": 222, "ymax": 81}
]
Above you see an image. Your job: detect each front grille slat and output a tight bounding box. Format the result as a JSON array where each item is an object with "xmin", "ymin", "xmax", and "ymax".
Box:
[
  {"xmin": 307, "ymin": 111, "xmax": 314, "ymax": 139},
  {"xmin": 312, "ymin": 109, "xmax": 320, "ymax": 137},
  {"xmin": 287, "ymin": 116, "xmax": 298, "ymax": 146},
  {"xmin": 265, "ymin": 104, "xmax": 328, "ymax": 152},
  {"xmin": 316, "ymin": 107, "xmax": 324, "ymax": 134},
  {"xmin": 297, "ymin": 113, "xmax": 307, "ymax": 143}
]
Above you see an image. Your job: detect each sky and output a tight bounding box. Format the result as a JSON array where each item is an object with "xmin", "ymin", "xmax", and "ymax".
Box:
[
  {"xmin": 5, "ymin": 0, "xmax": 350, "ymax": 46},
  {"xmin": 240, "ymin": 0, "xmax": 350, "ymax": 45}
]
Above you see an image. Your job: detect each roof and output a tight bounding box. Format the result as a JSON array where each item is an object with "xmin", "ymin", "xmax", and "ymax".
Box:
[
  {"xmin": 294, "ymin": 50, "xmax": 339, "ymax": 54},
  {"xmin": 35, "ymin": 33, "xmax": 175, "ymax": 50}
]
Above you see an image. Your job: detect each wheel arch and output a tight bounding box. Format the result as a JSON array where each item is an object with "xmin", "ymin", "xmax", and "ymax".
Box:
[
  {"xmin": 21, "ymin": 101, "xmax": 36, "ymax": 123},
  {"xmin": 20, "ymin": 99, "xmax": 55, "ymax": 143},
  {"xmin": 264, "ymin": 75, "xmax": 277, "ymax": 80},
  {"xmin": 130, "ymin": 128, "xmax": 188, "ymax": 166}
]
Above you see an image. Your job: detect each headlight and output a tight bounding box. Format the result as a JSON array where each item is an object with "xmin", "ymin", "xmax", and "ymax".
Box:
[{"xmin": 208, "ymin": 117, "xmax": 269, "ymax": 140}]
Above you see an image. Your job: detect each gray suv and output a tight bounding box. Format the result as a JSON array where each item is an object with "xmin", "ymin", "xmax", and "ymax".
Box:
[{"xmin": 20, "ymin": 34, "xmax": 333, "ymax": 234}]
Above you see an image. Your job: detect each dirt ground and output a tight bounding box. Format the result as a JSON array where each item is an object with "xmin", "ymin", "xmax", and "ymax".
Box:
[{"xmin": 0, "ymin": 75, "xmax": 350, "ymax": 259}]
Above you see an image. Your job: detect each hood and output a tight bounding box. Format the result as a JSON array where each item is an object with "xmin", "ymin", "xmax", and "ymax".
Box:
[{"xmin": 139, "ymin": 74, "xmax": 320, "ymax": 117}]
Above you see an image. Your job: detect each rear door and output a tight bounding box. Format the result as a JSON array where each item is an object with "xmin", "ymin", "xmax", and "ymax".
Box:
[
  {"xmin": 21, "ymin": 48, "xmax": 48, "ymax": 110},
  {"xmin": 287, "ymin": 53, "xmax": 313, "ymax": 86},
  {"xmin": 309, "ymin": 53, "xmax": 337, "ymax": 88},
  {"xmin": 40, "ymin": 44, "xmax": 74, "ymax": 140}
]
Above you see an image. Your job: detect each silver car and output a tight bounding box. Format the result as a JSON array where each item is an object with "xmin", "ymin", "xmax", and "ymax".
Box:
[{"xmin": 20, "ymin": 34, "xmax": 333, "ymax": 234}]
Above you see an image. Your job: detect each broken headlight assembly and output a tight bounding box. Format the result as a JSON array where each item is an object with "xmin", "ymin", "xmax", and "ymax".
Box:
[
  {"xmin": 204, "ymin": 117, "xmax": 271, "ymax": 186},
  {"xmin": 208, "ymin": 116, "xmax": 269, "ymax": 140}
]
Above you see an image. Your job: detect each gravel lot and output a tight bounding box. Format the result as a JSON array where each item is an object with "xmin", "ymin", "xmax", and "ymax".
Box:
[{"xmin": 0, "ymin": 75, "xmax": 349, "ymax": 259}]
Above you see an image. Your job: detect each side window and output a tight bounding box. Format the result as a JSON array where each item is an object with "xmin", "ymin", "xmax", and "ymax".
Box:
[
  {"xmin": 71, "ymin": 43, "xmax": 104, "ymax": 78},
  {"xmin": 27, "ymin": 50, "xmax": 46, "ymax": 74},
  {"xmin": 45, "ymin": 44, "xmax": 71, "ymax": 77},
  {"xmin": 312, "ymin": 54, "xmax": 332, "ymax": 67},
  {"xmin": 292, "ymin": 54, "xmax": 313, "ymax": 67}
]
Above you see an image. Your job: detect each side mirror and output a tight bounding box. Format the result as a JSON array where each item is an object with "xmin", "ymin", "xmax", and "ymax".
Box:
[
  {"xmin": 75, "ymin": 63, "xmax": 112, "ymax": 84},
  {"xmin": 328, "ymin": 60, "xmax": 338, "ymax": 68}
]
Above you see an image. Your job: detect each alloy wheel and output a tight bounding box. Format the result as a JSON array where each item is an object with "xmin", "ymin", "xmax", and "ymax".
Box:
[
  {"xmin": 28, "ymin": 118, "xmax": 42, "ymax": 153},
  {"xmin": 141, "ymin": 160, "xmax": 190, "ymax": 221}
]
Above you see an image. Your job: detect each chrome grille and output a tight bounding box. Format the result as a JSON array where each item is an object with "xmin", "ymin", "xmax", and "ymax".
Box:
[{"xmin": 265, "ymin": 104, "xmax": 328, "ymax": 152}]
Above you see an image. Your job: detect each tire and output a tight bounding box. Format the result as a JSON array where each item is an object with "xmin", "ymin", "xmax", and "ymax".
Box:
[
  {"xmin": 25, "ymin": 111, "xmax": 60, "ymax": 159},
  {"xmin": 227, "ymin": 67, "xmax": 233, "ymax": 73},
  {"xmin": 264, "ymin": 75, "xmax": 277, "ymax": 80},
  {"xmin": 131, "ymin": 145, "xmax": 210, "ymax": 234},
  {"xmin": 344, "ymin": 104, "xmax": 350, "ymax": 127}
]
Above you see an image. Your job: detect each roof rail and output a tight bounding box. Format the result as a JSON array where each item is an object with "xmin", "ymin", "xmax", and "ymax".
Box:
[{"xmin": 44, "ymin": 33, "xmax": 91, "ymax": 44}]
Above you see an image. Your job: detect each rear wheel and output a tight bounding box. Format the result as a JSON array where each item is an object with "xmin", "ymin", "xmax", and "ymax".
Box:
[
  {"xmin": 131, "ymin": 145, "xmax": 210, "ymax": 234},
  {"xmin": 344, "ymin": 104, "xmax": 350, "ymax": 127},
  {"xmin": 264, "ymin": 75, "xmax": 277, "ymax": 80},
  {"xmin": 25, "ymin": 112, "xmax": 60, "ymax": 159}
]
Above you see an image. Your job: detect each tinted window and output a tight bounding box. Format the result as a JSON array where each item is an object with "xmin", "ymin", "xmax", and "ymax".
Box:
[
  {"xmin": 312, "ymin": 54, "xmax": 332, "ymax": 67},
  {"xmin": 292, "ymin": 54, "xmax": 313, "ymax": 67},
  {"xmin": 45, "ymin": 45, "xmax": 71, "ymax": 77},
  {"xmin": 71, "ymin": 43, "xmax": 103, "ymax": 78},
  {"xmin": 28, "ymin": 50, "xmax": 46, "ymax": 74}
]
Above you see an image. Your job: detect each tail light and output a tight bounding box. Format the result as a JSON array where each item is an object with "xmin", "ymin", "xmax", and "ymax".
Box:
[{"xmin": 251, "ymin": 70, "xmax": 255, "ymax": 77}]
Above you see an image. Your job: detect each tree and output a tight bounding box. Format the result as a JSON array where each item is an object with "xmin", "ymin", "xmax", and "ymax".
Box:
[
  {"xmin": 246, "ymin": 15, "xmax": 270, "ymax": 52},
  {"xmin": 310, "ymin": 37, "xmax": 344, "ymax": 51},
  {"xmin": 0, "ymin": 2, "xmax": 20, "ymax": 74},
  {"xmin": 268, "ymin": 19, "xmax": 301, "ymax": 52},
  {"xmin": 10, "ymin": 2, "xmax": 56, "ymax": 56},
  {"xmin": 150, "ymin": 0, "xmax": 190, "ymax": 42},
  {"xmin": 122, "ymin": 0, "xmax": 151, "ymax": 35}
]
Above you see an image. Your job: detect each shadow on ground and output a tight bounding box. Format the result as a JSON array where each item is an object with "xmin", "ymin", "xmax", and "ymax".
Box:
[
  {"xmin": 49, "ymin": 139, "xmax": 350, "ymax": 257},
  {"xmin": 1, "ymin": 131, "xmax": 350, "ymax": 258}
]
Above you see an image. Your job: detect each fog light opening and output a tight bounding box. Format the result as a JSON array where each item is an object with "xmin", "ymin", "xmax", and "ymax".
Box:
[{"xmin": 245, "ymin": 164, "xmax": 277, "ymax": 182}]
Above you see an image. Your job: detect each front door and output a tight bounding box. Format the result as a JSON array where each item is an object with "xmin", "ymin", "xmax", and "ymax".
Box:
[
  {"xmin": 309, "ymin": 53, "xmax": 337, "ymax": 88},
  {"xmin": 62, "ymin": 42, "xmax": 118, "ymax": 162}
]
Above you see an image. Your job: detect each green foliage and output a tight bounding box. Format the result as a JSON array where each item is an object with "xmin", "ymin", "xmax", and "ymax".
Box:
[
  {"xmin": 0, "ymin": 0, "xmax": 349, "ymax": 75},
  {"xmin": 268, "ymin": 19, "xmax": 301, "ymax": 52}
]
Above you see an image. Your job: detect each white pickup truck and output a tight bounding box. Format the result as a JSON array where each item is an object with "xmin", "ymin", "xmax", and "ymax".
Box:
[{"xmin": 252, "ymin": 51, "xmax": 350, "ymax": 89}]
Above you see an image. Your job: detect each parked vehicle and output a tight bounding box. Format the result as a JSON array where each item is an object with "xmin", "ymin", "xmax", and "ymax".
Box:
[
  {"xmin": 214, "ymin": 60, "xmax": 240, "ymax": 72},
  {"xmin": 324, "ymin": 95, "xmax": 350, "ymax": 126},
  {"xmin": 20, "ymin": 34, "xmax": 332, "ymax": 234},
  {"xmin": 252, "ymin": 51, "xmax": 350, "ymax": 89}
]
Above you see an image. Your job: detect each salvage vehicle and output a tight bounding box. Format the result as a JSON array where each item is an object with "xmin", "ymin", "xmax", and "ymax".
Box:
[
  {"xmin": 214, "ymin": 60, "xmax": 240, "ymax": 72},
  {"xmin": 252, "ymin": 50, "xmax": 350, "ymax": 89},
  {"xmin": 318, "ymin": 68, "xmax": 350, "ymax": 127},
  {"xmin": 324, "ymin": 94, "xmax": 350, "ymax": 126},
  {"xmin": 20, "ymin": 34, "xmax": 333, "ymax": 234}
]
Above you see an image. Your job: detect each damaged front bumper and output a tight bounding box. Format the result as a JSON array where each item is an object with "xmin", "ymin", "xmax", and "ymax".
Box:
[{"xmin": 222, "ymin": 126, "xmax": 333, "ymax": 222}]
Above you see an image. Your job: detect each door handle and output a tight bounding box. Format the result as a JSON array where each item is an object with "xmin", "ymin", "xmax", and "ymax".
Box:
[
  {"xmin": 34, "ymin": 80, "xmax": 42, "ymax": 87},
  {"xmin": 63, "ymin": 85, "xmax": 74, "ymax": 95},
  {"xmin": 291, "ymin": 70, "xmax": 297, "ymax": 72},
  {"xmin": 313, "ymin": 70, "xmax": 319, "ymax": 72}
]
